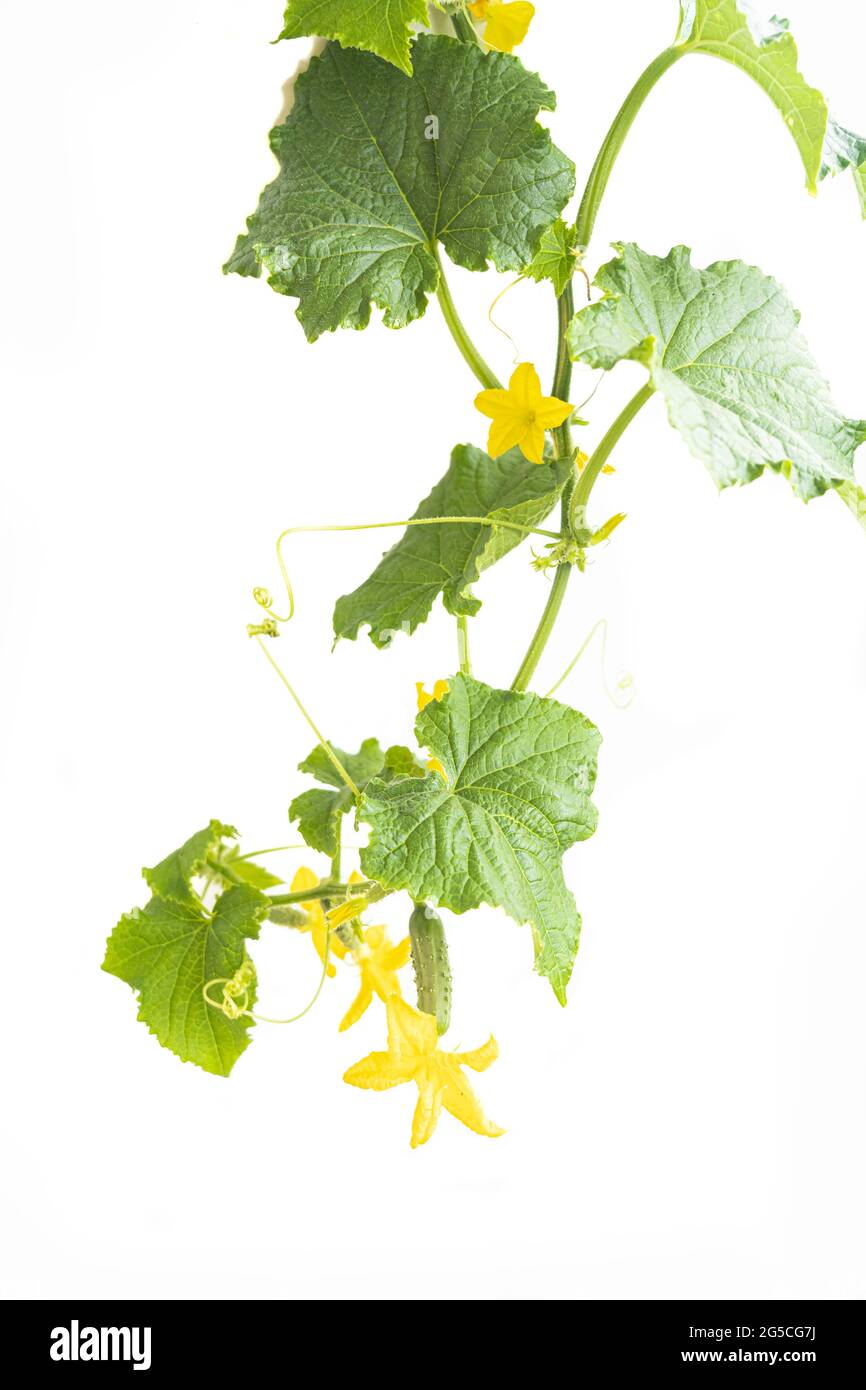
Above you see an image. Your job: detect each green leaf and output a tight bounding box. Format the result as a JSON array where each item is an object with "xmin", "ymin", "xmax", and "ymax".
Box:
[
  {"xmin": 143, "ymin": 819, "xmax": 237, "ymax": 907},
  {"xmin": 676, "ymin": 2, "xmax": 866, "ymax": 204},
  {"xmin": 359, "ymin": 675, "xmax": 601, "ymax": 1004},
  {"xmin": 334, "ymin": 446, "xmax": 571, "ymax": 647},
  {"xmin": 383, "ymin": 745, "xmax": 428, "ymax": 779},
  {"xmin": 525, "ymin": 219, "xmax": 579, "ymax": 298},
  {"xmin": 103, "ymin": 883, "xmax": 269, "ymax": 1077},
  {"xmin": 219, "ymin": 848, "xmax": 283, "ymax": 890},
  {"xmin": 567, "ymin": 242, "xmax": 866, "ymax": 500},
  {"xmin": 838, "ymin": 480, "xmax": 866, "ymax": 536},
  {"xmin": 289, "ymin": 738, "xmax": 385, "ymax": 855},
  {"xmin": 225, "ymin": 35, "xmax": 575, "ymax": 340},
  {"xmin": 277, "ymin": 1, "xmax": 429, "ymax": 75}
]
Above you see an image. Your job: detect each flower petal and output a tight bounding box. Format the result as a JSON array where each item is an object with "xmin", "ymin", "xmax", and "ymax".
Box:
[
  {"xmin": 455, "ymin": 1035, "xmax": 499, "ymax": 1072},
  {"xmin": 387, "ymin": 997, "xmax": 437, "ymax": 1060},
  {"xmin": 339, "ymin": 982, "xmax": 374, "ymax": 1033},
  {"xmin": 343, "ymin": 1052, "xmax": 412, "ymax": 1090},
  {"xmin": 291, "ymin": 865, "xmax": 319, "ymax": 894},
  {"xmin": 411, "ymin": 1077, "xmax": 443, "ymax": 1148},
  {"xmin": 474, "ymin": 387, "xmax": 513, "ymax": 421},
  {"xmin": 441, "ymin": 1069, "xmax": 504, "ymax": 1138},
  {"xmin": 508, "ymin": 361, "xmax": 542, "ymax": 409},
  {"xmin": 485, "ymin": 1, "xmax": 535, "ymax": 53},
  {"xmin": 385, "ymin": 936, "xmax": 412, "ymax": 971},
  {"xmin": 519, "ymin": 421, "xmax": 546, "ymax": 465},
  {"xmin": 488, "ymin": 417, "xmax": 527, "ymax": 458},
  {"xmin": 535, "ymin": 394, "xmax": 574, "ymax": 429}
]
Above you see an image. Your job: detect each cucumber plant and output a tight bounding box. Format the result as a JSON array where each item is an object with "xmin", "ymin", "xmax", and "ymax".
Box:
[{"xmin": 103, "ymin": 2, "xmax": 866, "ymax": 1147}]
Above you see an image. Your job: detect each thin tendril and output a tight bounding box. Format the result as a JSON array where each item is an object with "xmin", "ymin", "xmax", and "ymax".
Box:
[
  {"xmin": 487, "ymin": 275, "xmax": 526, "ymax": 363},
  {"xmin": 544, "ymin": 618, "xmax": 636, "ymax": 708},
  {"xmin": 573, "ymin": 372, "xmax": 607, "ymax": 420},
  {"xmin": 254, "ymin": 637, "xmax": 361, "ymax": 798},
  {"xmin": 203, "ymin": 925, "xmax": 333, "ymax": 1027},
  {"xmin": 254, "ymin": 516, "xmax": 563, "ymax": 628}
]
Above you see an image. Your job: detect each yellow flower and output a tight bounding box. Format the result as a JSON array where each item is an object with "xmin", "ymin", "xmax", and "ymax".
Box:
[
  {"xmin": 416, "ymin": 679, "xmax": 449, "ymax": 712},
  {"xmin": 475, "ymin": 363, "xmax": 573, "ymax": 466},
  {"xmin": 416, "ymin": 681, "xmax": 450, "ymax": 782},
  {"xmin": 577, "ymin": 449, "xmax": 615, "ymax": 477},
  {"xmin": 468, "ymin": 0, "xmax": 535, "ymax": 52},
  {"xmin": 344, "ymin": 997, "xmax": 504, "ymax": 1147},
  {"xmin": 339, "ymin": 925, "xmax": 412, "ymax": 1032},
  {"xmin": 291, "ymin": 866, "xmax": 346, "ymax": 978}
]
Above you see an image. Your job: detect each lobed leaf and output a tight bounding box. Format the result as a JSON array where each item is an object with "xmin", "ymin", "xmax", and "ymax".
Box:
[
  {"xmin": 103, "ymin": 879, "xmax": 269, "ymax": 1077},
  {"xmin": 277, "ymin": 0, "xmax": 429, "ymax": 75},
  {"xmin": 676, "ymin": 2, "xmax": 866, "ymax": 209},
  {"xmin": 360, "ymin": 675, "xmax": 601, "ymax": 1004},
  {"xmin": 290, "ymin": 738, "xmax": 385, "ymax": 855},
  {"xmin": 334, "ymin": 445, "xmax": 572, "ymax": 647},
  {"xmin": 525, "ymin": 219, "xmax": 580, "ymax": 298},
  {"xmin": 567, "ymin": 242, "xmax": 866, "ymax": 500},
  {"xmin": 225, "ymin": 35, "xmax": 575, "ymax": 339}
]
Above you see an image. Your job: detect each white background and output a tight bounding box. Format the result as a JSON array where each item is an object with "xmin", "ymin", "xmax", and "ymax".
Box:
[{"xmin": 2, "ymin": 0, "xmax": 865, "ymax": 1301}]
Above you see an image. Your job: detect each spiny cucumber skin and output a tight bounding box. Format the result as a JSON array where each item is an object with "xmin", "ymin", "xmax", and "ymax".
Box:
[{"xmin": 409, "ymin": 903, "xmax": 452, "ymax": 1036}]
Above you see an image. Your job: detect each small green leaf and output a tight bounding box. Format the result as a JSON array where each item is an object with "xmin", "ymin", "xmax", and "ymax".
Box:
[
  {"xmin": 225, "ymin": 36, "xmax": 575, "ymax": 339},
  {"xmin": 334, "ymin": 446, "xmax": 571, "ymax": 648},
  {"xmin": 220, "ymin": 849, "xmax": 283, "ymax": 891},
  {"xmin": 676, "ymin": 2, "xmax": 866, "ymax": 205},
  {"xmin": 143, "ymin": 820, "xmax": 237, "ymax": 907},
  {"xmin": 838, "ymin": 480, "xmax": 866, "ymax": 536},
  {"xmin": 290, "ymin": 739, "xmax": 385, "ymax": 856},
  {"xmin": 568, "ymin": 242, "xmax": 866, "ymax": 500},
  {"xmin": 103, "ymin": 883, "xmax": 269, "ymax": 1077},
  {"xmin": 277, "ymin": 1, "xmax": 429, "ymax": 75},
  {"xmin": 383, "ymin": 745, "xmax": 428, "ymax": 779},
  {"xmin": 525, "ymin": 219, "xmax": 579, "ymax": 297},
  {"xmin": 360, "ymin": 675, "xmax": 601, "ymax": 1004}
]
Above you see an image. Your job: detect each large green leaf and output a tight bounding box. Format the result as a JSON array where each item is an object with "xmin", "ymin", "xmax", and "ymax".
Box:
[
  {"xmin": 360, "ymin": 675, "xmax": 601, "ymax": 1004},
  {"xmin": 676, "ymin": 2, "xmax": 866, "ymax": 207},
  {"xmin": 277, "ymin": 0, "xmax": 429, "ymax": 75},
  {"xmin": 103, "ymin": 882, "xmax": 269, "ymax": 1077},
  {"xmin": 290, "ymin": 738, "xmax": 385, "ymax": 856},
  {"xmin": 334, "ymin": 446, "xmax": 571, "ymax": 647},
  {"xmin": 225, "ymin": 35, "xmax": 575, "ymax": 339},
  {"xmin": 567, "ymin": 242, "xmax": 866, "ymax": 500}
]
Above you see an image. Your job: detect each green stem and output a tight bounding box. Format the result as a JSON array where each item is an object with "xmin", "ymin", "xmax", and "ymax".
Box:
[
  {"xmin": 329, "ymin": 816, "xmax": 342, "ymax": 885},
  {"xmin": 435, "ymin": 247, "xmax": 502, "ymax": 390},
  {"xmin": 266, "ymin": 881, "xmax": 370, "ymax": 907},
  {"xmin": 511, "ymin": 565, "xmax": 572, "ymax": 694},
  {"xmin": 451, "ymin": 9, "xmax": 482, "ymax": 47},
  {"xmin": 511, "ymin": 384, "xmax": 653, "ymax": 693},
  {"xmin": 569, "ymin": 383, "xmax": 654, "ymax": 527},
  {"xmin": 511, "ymin": 283, "xmax": 577, "ymax": 694},
  {"xmin": 457, "ymin": 614, "xmax": 472, "ymax": 675},
  {"xmin": 575, "ymin": 46, "xmax": 682, "ymax": 249}
]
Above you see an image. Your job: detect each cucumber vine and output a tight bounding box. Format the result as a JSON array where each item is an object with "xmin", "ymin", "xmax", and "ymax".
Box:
[{"xmin": 104, "ymin": 2, "xmax": 866, "ymax": 1147}]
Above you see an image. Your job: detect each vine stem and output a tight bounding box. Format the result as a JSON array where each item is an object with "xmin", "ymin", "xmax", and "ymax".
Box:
[
  {"xmin": 266, "ymin": 881, "xmax": 371, "ymax": 907},
  {"xmin": 511, "ymin": 384, "xmax": 653, "ymax": 693},
  {"xmin": 575, "ymin": 46, "xmax": 682, "ymax": 248},
  {"xmin": 451, "ymin": 8, "xmax": 482, "ymax": 47},
  {"xmin": 457, "ymin": 614, "xmax": 472, "ymax": 675},
  {"xmin": 435, "ymin": 247, "xmax": 502, "ymax": 390},
  {"xmin": 254, "ymin": 637, "xmax": 361, "ymax": 798}
]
